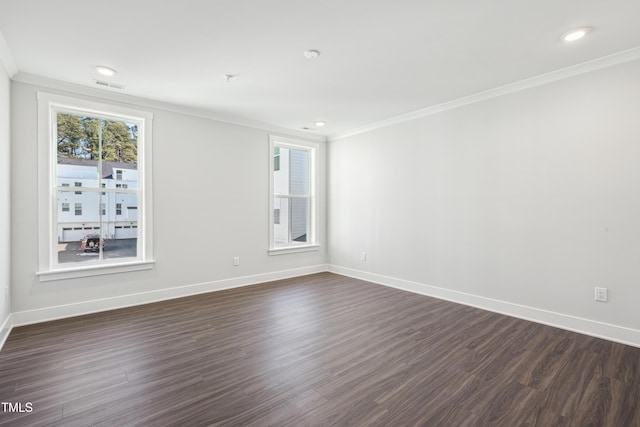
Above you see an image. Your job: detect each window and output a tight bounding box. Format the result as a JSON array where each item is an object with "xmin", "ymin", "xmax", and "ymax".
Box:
[
  {"xmin": 37, "ymin": 92, "xmax": 154, "ymax": 280},
  {"xmin": 116, "ymin": 203, "xmax": 122, "ymax": 215},
  {"xmin": 269, "ymin": 136, "xmax": 319, "ymax": 254}
]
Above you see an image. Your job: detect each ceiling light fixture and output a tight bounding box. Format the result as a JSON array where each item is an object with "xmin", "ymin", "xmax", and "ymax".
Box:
[
  {"xmin": 304, "ymin": 49, "xmax": 320, "ymax": 59},
  {"xmin": 314, "ymin": 121, "xmax": 326, "ymax": 127},
  {"xmin": 562, "ymin": 27, "xmax": 592, "ymax": 42},
  {"xmin": 96, "ymin": 66, "xmax": 117, "ymax": 77}
]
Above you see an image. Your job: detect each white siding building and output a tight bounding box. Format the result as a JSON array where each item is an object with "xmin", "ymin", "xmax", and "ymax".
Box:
[{"xmin": 56, "ymin": 158, "xmax": 138, "ymax": 242}]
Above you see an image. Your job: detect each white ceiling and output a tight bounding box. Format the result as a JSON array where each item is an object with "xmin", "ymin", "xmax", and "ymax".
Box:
[{"xmin": 1, "ymin": 0, "xmax": 640, "ymax": 138}]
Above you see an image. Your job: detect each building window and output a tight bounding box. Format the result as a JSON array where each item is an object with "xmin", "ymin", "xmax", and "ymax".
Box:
[
  {"xmin": 37, "ymin": 92, "xmax": 154, "ymax": 280},
  {"xmin": 116, "ymin": 203, "xmax": 122, "ymax": 215},
  {"xmin": 274, "ymin": 146, "xmax": 280, "ymax": 171},
  {"xmin": 61, "ymin": 202, "xmax": 69, "ymax": 212},
  {"xmin": 269, "ymin": 136, "xmax": 318, "ymax": 254}
]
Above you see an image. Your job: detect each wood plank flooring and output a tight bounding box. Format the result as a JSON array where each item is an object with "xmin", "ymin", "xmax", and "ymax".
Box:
[{"xmin": 1, "ymin": 272, "xmax": 639, "ymax": 426}]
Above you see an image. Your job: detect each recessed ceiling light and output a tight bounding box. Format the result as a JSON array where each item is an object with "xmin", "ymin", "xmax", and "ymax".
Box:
[
  {"xmin": 562, "ymin": 27, "xmax": 592, "ymax": 42},
  {"xmin": 314, "ymin": 121, "xmax": 326, "ymax": 127},
  {"xmin": 96, "ymin": 66, "xmax": 117, "ymax": 77},
  {"xmin": 304, "ymin": 50, "xmax": 320, "ymax": 59}
]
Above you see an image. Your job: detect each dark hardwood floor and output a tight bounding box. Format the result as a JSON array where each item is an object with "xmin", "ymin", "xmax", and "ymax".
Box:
[{"xmin": 1, "ymin": 272, "xmax": 639, "ymax": 426}]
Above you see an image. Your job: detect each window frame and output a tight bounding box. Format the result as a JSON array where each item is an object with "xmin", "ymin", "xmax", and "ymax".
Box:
[
  {"xmin": 268, "ymin": 135, "xmax": 320, "ymax": 255},
  {"xmin": 37, "ymin": 92, "xmax": 155, "ymax": 281}
]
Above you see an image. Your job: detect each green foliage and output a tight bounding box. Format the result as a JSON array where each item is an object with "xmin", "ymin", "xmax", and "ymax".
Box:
[
  {"xmin": 57, "ymin": 114, "xmax": 85, "ymax": 157},
  {"xmin": 57, "ymin": 113, "xmax": 138, "ymax": 164}
]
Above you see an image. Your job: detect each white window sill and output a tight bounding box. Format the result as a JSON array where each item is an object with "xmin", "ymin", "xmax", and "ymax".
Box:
[
  {"xmin": 268, "ymin": 244, "xmax": 321, "ymax": 256},
  {"xmin": 37, "ymin": 260, "xmax": 155, "ymax": 282}
]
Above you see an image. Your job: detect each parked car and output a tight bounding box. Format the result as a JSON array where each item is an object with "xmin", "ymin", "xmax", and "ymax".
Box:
[{"xmin": 81, "ymin": 234, "xmax": 104, "ymax": 252}]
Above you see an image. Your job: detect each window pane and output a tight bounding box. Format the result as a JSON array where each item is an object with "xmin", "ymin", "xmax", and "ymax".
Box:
[
  {"xmin": 289, "ymin": 149, "xmax": 309, "ymax": 196},
  {"xmin": 57, "ymin": 190, "xmax": 103, "ymax": 264},
  {"xmin": 104, "ymin": 193, "xmax": 138, "ymax": 261},
  {"xmin": 55, "ymin": 190, "xmax": 138, "ymax": 264},
  {"xmin": 273, "ymin": 197, "xmax": 309, "ymax": 247},
  {"xmin": 56, "ymin": 113, "xmax": 139, "ymax": 189},
  {"xmin": 290, "ymin": 198, "xmax": 308, "ymax": 243},
  {"xmin": 56, "ymin": 114, "xmax": 99, "ymax": 189},
  {"xmin": 274, "ymin": 147, "xmax": 280, "ymax": 171},
  {"xmin": 273, "ymin": 147, "xmax": 289, "ymax": 195},
  {"xmin": 273, "ymin": 147, "xmax": 309, "ymax": 197},
  {"xmin": 273, "ymin": 197, "xmax": 289, "ymax": 247}
]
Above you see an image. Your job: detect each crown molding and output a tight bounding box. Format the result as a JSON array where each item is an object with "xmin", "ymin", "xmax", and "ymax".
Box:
[
  {"xmin": 12, "ymin": 72, "xmax": 327, "ymax": 143},
  {"xmin": 329, "ymin": 47, "xmax": 640, "ymax": 142},
  {"xmin": 0, "ymin": 30, "xmax": 18, "ymax": 78}
]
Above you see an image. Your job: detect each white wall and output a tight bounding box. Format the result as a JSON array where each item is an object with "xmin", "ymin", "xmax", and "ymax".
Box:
[
  {"xmin": 0, "ymin": 58, "xmax": 10, "ymax": 344},
  {"xmin": 10, "ymin": 80, "xmax": 327, "ymax": 322},
  {"xmin": 328, "ymin": 59, "xmax": 640, "ymax": 344}
]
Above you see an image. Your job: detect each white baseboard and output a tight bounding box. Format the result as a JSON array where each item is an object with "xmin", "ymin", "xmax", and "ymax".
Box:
[
  {"xmin": 329, "ymin": 265, "xmax": 640, "ymax": 348},
  {"xmin": 11, "ymin": 264, "xmax": 329, "ymax": 327},
  {"xmin": 0, "ymin": 313, "xmax": 12, "ymax": 352}
]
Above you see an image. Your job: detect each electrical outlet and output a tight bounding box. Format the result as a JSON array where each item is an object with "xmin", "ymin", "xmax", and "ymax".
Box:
[
  {"xmin": 360, "ymin": 252, "xmax": 367, "ymax": 261},
  {"xmin": 594, "ymin": 287, "xmax": 608, "ymax": 302},
  {"xmin": 233, "ymin": 257, "xmax": 240, "ymax": 266}
]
